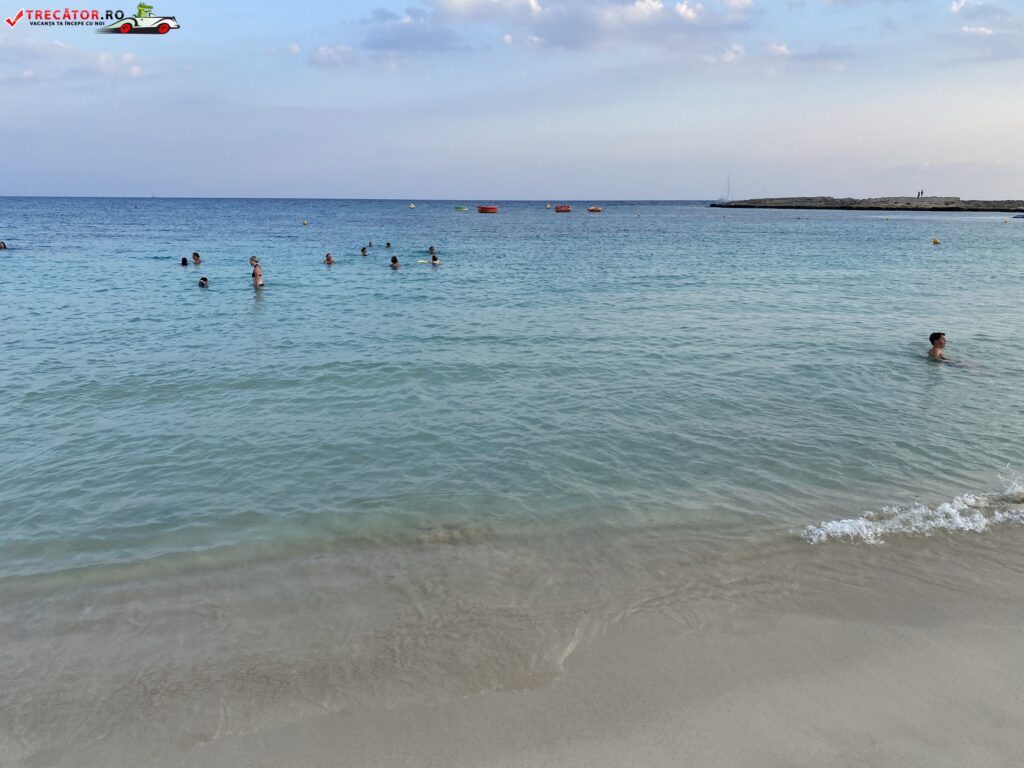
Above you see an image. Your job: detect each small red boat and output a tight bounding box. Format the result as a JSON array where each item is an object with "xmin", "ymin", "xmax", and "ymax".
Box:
[
  {"xmin": 587, "ymin": 206, "xmax": 602, "ymax": 213},
  {"xmin": 554, "ymin": 205, "xmax": 572, "ymax": 213},
  {"xmin": 477, "ymin": 205, "xmax": 499, "ymax": 214}
]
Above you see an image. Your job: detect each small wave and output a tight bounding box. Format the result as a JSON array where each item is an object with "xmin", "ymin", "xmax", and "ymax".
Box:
[{"xmin": 803, "ymin": 482, "xmax": 1024, "ymax": 544}]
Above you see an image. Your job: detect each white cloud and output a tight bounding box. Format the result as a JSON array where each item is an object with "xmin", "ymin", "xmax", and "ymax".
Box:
[
  {"xmin": 434, "ymin": 0, "xmax": 543, "ymax": 18},
  {"xmin": 503, "ymin": 32, "xmax": 514, "ymax": 43},
  {"xmin": 961, "ymin": 25, "xmax": 994, "ymax": 34},
  {"xmin": 310, "ymin": 45, "xmax": 356, "ymax": 66},
  {"xmin": 674, "ymin": 1, "xmax": 703, "ymax": 21},
  {"xmin": 768, "ymin": 41, "xmax": 791, "ymax": 56},
  {"xmin": 129, "ymin": 65, "xmax": 143, "ymax": 77},
  {"xmin": 950, "ymin": 0, "xmax": 973, "ymax": 13},
  {"xmin": 287, "ymin": 43, "xmax": 301, "ymax": 54},
  {"xmin": 722, "ymin": 0, "xmax": 752, "ymax": 8},
  {"xmin": 603, "ymin": 0, "xmax": 665, "ymax": 24}
]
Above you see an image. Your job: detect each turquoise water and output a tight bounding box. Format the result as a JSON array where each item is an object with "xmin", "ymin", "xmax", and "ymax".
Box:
[{"xmin": 2, "ymin": 198, "xmax": 1023, "ymax": 580}]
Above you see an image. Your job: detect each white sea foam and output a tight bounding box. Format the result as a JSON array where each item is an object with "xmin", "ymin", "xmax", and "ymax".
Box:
[{"xmin": 803, "ymin": 482, "xmax": 1024, "ymax": 544}]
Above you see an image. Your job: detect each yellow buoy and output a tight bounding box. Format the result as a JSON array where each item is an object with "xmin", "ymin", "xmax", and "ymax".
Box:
[{"xmin": 932, "ymin": 239, "xmax": 940, "ymax": 245}]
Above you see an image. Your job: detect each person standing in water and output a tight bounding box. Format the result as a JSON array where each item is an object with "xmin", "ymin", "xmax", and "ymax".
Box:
[
  {"xmin": 192, "ymin": 252, "xmax": 202, "ymax": 265},
  {"xmin": 390, "ymin": 255, "xmax": 400, "ymax": 270},
  {"xmin": 250, "ymin": 256, "xmax": 263, "ymax": 288},
  {"xmin": 198, "ymin": 276, "xmax": 208, "ymax": 288},
  {"xmin": 360, "ymin": 246, "xmax": 368, "ymax": 257},
  {"xmin": 324, "ymin": 253, "xmax": 334, "ymax": 265},
  {"xmin": 431, "ymin": 253, "xmax": 440, "ymax": 266},
  {"xmin": 928, "ymin": 332, "xmax": 946, "ymax": 361},
  {"xmin": 180, "ymin": 257, "xmax": 189, "ymax": 266}
]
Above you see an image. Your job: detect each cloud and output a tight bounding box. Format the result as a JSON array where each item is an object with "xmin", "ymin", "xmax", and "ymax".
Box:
[
  {"xmin": 674, "ymin": 1, "xmax": 702, "ymax": 21},
  {"xmin": 703, "ymin": 42, "xmax": 743, "ymax": 62},
  {"xmin": 721, "ymin": 0, "xmax": 752, "ymax": 8},
  {"xmin": 0, "ymin": 38, "xmax": 145, "ymax": 81},
  {"xmin": 768, "ymin": 41, "xmax": 791, "ymax": 56},
  {"xmin": 309, "ymin": 45, "xmax": 357, "ymax": 66},
  {"xmin": 288, "ymin": 43, "xmax": 301, "ymax": 55},
  {"xmin": 359, "ymin": 7, "xmax": 463, "ymax": 54},
  {"xmin": 961, "ymin": 25, "xmax": 993, "ymax": 34}
]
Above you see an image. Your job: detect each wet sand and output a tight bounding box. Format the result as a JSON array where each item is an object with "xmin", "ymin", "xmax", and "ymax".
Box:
[{"xmin": 19, "ymin": 526, "xmax": 1024, "ymax": 768}]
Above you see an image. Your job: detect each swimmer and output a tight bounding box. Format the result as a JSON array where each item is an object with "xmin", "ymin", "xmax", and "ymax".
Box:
[
  {"xmin": 386, "ymin": 241, "xmax": 392, "ymax": 249},
  {"xmin": 324, "ymin": 253, "xmax": 334, "ymax": 265},
  {"xmin": 390, "ymin": 255, "xmax": 400, "ymax": 270},
  {"xmin": 250, "ymin": 256, "xmax": 263, "ymax": 288},
  {"xmin": 0, "ymin": 242, "xmax": 7, "ymax": 249},
  {"xmin": 198, "ymin": 276, "xmax": 208, "ymax": 288},
  {"xmin": 180, "ymin": 257, "xmax": 189, "ymax": 266},
  {"xmin": 431, "ymin": 253, "xmax": 440, "ymax": 266},
  {"xmin": 360, "ymin": 246, "xmax": 368, "ymax": 257},
  {"xmin": 928, "ymin": 332, "xmax": 946, "ymax": 361},
  {"xmin": 428, "ymin": 244, "xmax": 436, "ymax": 256},
  {"xmin": 192, "ymin": 251, "xmax": 202, "ymax": 265},
  {"xmin": 368, "ymin": 241, "xmax": 374, "ymax": 248}
]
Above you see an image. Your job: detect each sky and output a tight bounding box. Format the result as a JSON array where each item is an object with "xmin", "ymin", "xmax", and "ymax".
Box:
[{"xmin": 1, "ymin": 0, "xmax": 1022, "ymax": 199}]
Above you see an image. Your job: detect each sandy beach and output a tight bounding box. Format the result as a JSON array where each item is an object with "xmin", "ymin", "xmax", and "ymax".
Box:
[{"xmin": 15, "ymin": 524, "xmax": 1023, "ymax": 768}]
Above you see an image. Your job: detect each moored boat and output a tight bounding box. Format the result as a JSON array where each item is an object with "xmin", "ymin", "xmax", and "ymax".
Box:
[
  {"xmin": 478, "ymin": 205, "xmax": 499, "ymax": 214},
  {"xmin": 555, "ymin": 205, "xmax": 572, "ymax": 213},
  {"xmin": 454, "ymin": 205, "xmax": 469, "ymax": 211},
  {"xmin": 545, "ymin": 203, "xmax": 552, "ymax": 209},
  {"xmin": 408, "ymin": 203, "xmax": 416, "ymax": 209},
  {"xmin": 587, "ymin": 206, "xmax": 602, "ymax": 213}
]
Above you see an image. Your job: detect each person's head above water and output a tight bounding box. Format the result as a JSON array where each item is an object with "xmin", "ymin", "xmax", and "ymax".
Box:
[
  {"xmin": 386, "ymin": 241, "xmax": 392, "ymax": 248},
  {"xmin": 390, "ymin": 255, "xmax": 399, "ymax": 268},
  {"xmin": 428, "ymin": 244, "xmax": 436, "ymax": 253},
  {"xmin": 360, "ymin": 246, "xmax": 368, "ymax": 256},
  {"xmin": 249, "ymin": 256, "xmax": 258, "ymax": 266},
  {"xmin": 180, "ymin": 257, "xmax": 189, "ymax": 266},
  {"xmin": 0, "ymin": 242, "xmax": 7, "ymax": 249},
  {"xmin": 324, "ymin": 253, "xmax": 334, "ymax": 263},
  {"xmin": 431, "ymin": 253, "xmax": 439, "ymax": 263},
  {"xmin": 929, "ymin": 332, "xmax": 946, "ymax": 346},
  {"xmin": 198, "ymin": 276, "xmax": 208, "ymax": 288}
]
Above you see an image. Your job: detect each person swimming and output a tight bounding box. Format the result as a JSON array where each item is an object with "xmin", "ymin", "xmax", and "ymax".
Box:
[
  {"xmin": 250, "ymin": 256, "xmax": 263, "ymax": 288},
  {"xmin": 386, "ymin": 241, "xmax": 392, "ymax": 249},
  {"xmin": 390, "ymin": 255, "xmax": 400, "ymax": 270},
  {"xmin": 360, "ymin": 246, "xmax": 368, "ymax": 257},
  {"xmin": 192, "ymin": 252, "xmax": 202, "ymax": 265},
  {"xmin": 428, "ymin": 244, "xmax": 436, "ymax": 256},
  {"xmin": 180, "ymin": 257, "xmax": 189, "ymax": 266},
  {"xmin": 928, "ymin": 332, "xmax": 946, "ymax": 361},
  {"xmin": 0, "ymin": 242, "xmax": 7, "ymax": 249},
  {"xmin": 324, "ymin": 253, "xmax": 334, "ymax": 265},
  {"xmin": 368, "ymin": 241, "xmax": 373, "ymax": 248},
  {"xmin": 431, "ymin": 253, "xmax": 440, "ymax": 266},
  {"xmin": 198, "ymin": 276, "xmax": 208, "ymax": 288}
]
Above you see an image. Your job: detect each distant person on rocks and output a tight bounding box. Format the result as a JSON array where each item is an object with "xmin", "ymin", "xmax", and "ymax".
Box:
[
  {"xmin": 250, "ymin": 256, "xmax": 263, "ymax": 289},
  {"xmin": 390, "ymin": 255, "xmax": 400, "ymax": 270},
  {"xmin": 192, "ymin": 252, "xmax": 202, "ymax": 265},
  {"xmin": 198, "ymin": 276, "xmax": 208, "ymax": 288},
  {"xmin": 181, "ymin": 257, "xmax": 189, "ymax": 266},
  {"xmin": 928, "ymin": 332, "xmax": 946, "ymax": 361},
  {"xmin": 324, "ymin": 253, "xmax": 334, "ymax": 265}
]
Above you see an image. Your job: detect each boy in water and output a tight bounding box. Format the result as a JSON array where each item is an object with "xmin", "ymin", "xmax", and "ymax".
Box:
[{"xmin": 928, "ymin": 332, "xmax": 946, "ymax": 361}]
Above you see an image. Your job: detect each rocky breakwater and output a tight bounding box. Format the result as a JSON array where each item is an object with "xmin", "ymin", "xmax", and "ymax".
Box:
[{"xmin": 710, "ymin": 196, "xmax": 1024, "ymax": 213}]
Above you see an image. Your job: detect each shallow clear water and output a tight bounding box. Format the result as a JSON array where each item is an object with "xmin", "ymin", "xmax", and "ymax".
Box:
[{"xmin": 2, "ymin": 197, "xmax": 1024, "ymax": 581}]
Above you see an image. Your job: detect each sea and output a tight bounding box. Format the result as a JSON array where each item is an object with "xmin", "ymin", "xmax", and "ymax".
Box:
[{"xmin": 2, "ymin": 197, "xmax": 1023, "ymax": 762}]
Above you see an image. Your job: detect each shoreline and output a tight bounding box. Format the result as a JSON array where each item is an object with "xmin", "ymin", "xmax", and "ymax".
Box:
[
  {"xmin": 18, "ymin": 526, "xmax": 1024, "ymax": 768},
  {"xmin": 710, "ymin": 196, "xmax": 1024, "ymax": 213}
]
